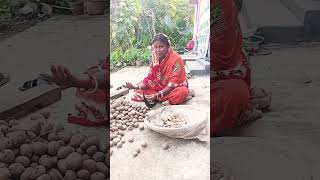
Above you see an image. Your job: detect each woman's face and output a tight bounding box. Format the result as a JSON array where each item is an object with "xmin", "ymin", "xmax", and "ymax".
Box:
[{"xmin": 152, "ymin": 40, "xmax": 169, "ymax": 60}]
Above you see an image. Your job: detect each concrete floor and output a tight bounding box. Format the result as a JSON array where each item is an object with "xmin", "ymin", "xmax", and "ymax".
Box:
[
  {"xmin": 110, "ymin": 67, "xmax": 210, "ymax": 180},
  {"xmin": 212, "ymin": 43, "xmax": 320, "ymax": 180}
]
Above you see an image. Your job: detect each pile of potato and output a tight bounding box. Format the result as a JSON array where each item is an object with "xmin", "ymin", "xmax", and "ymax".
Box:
[
  {"xmin": 0, "ymin": 114, "xmax": 109, "ymax": 180},
  {"xmin": 157, "ymin": 114, "xmax": 187, "ymax": 128},
  {"xmin": 109, "ymin": 98, "xmax": 149, "ymax": 152}
]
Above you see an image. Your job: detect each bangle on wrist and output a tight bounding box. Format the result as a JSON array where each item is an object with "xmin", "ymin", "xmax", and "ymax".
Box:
[
  {"xmin": 79, "ymin": 75, "xmax": 93, "ymax": 92},
  {"xmin": 86, "ymin": 73, "xmax": 98, "ymax": 93},
  {"xmin": 80, "ymin": 73, "xmax": 98, "ymax": 94}
]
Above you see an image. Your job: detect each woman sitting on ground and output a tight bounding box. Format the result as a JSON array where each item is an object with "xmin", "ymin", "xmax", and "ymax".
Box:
[
  {"xmin": 211, "ymin": 0, "xmax": 271, "ymax": 136},
  {"xmin": 125, "ymin": 33, "xmax": 194, "ymax": 106}
]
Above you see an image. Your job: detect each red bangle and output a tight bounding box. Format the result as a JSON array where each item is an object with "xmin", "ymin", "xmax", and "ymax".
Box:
[{"xmin": 79, "ymin": 74, "xmax": 93, "ymax": 92}]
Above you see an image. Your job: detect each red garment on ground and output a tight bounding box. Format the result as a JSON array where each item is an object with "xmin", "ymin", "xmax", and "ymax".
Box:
[
  {"xmin": 211, "ymin": 79, "xmax": 249, "ymax": 135},
  {"xmin": 211, "ymin": 0, "xmax": 250, "ymax": 136}
]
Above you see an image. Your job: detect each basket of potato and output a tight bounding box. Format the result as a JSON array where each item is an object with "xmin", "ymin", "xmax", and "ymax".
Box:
[{"xmin": 144, "ymin": 105, "xmax": 208, "ymax": 141}]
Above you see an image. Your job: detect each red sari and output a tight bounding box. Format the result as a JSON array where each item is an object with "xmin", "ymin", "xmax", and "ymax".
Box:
[
  {"xmin": 68, "ymin": 61, "xmax": 108, "ymax": 126},
  {"xmin": 133, "ymin": 48, "xmax": 189, "ymax": 105},
  {"xmin": 211, "ymin": 0, "xmax": 251, "ymax": 135}
]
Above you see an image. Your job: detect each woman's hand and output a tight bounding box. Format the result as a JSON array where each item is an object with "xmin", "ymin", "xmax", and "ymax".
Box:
[
  {"xmin": 151, "ymin": 50, "xmax": 159, "ymax": 66},
  {"xmin": 125, "ymin": 82, "xmax": 137, "ymax": 89},
  {"xmin": 49, "ymin": 65, "xmax": 81, "ymax": 88}
]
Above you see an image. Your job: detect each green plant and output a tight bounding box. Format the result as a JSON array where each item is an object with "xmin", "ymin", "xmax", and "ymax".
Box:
[
  {"xmin": 111, "ymin": 0, "xmax": 194, "ymax": 67},
  {"xmin": 110, "ymin": 49, "xmax": 124, "ymax": 66},
  {"xmin": 122, "ymin": 48, "xmax": 146, "ymax": 65},
  {"xmin": 0, "ymin": 0, "xmax": 11, "ymax": 20}
]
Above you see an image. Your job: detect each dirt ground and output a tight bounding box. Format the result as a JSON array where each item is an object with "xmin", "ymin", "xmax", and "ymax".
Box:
[
  {"xmin": 110, "ymin": 67, "xmax": 210, "ymax": 180},
  {"xmin": 0, "ymin": 15, "xmax": 108, "ymax": 141},
  {"xmin": 212, "ymin": 43, "xmax": 320, "ymax": 180}
]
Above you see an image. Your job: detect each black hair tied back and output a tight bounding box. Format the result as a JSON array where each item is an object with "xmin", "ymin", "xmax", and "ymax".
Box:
[{"xmin": 152, "ymin": 33, "xmax": 171, "ymax": 47}]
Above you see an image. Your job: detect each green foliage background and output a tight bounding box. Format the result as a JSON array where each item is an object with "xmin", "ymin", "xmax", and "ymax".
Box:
[{"xmin": 110, "ymin": 0, "xmax": 194, "ymax": 66}]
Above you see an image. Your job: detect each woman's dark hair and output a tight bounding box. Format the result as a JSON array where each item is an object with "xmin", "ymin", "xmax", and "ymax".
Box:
[
  {"xmin": 151, "ymin": 33, "xmax": 171, "ymax": 47},
  {"xmin": 234, "ymin": 0, "xmax": 243, "ymax": 12}
]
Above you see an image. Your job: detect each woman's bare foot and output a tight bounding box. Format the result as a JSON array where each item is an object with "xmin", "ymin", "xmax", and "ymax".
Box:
[
  {"xmin": 162, "ymin": 100, "xmax": 171, "ymax": 106},
  {"xmin": 237, "ymin": 107, "xmax": 262, "ymax": 126},
  {"xmin": 250, "ymin": 87, "xmax": 272, "ymax": 111},
  {"xmin": 186, "ymin": 89, "xmax": 195, "ymax": 101}
]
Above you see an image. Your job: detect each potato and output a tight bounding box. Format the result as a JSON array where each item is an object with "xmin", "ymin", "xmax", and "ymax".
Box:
[
  {"xmin": 8, "ymin": 163, "xmax": 25, "ymax": 178},
  {"xmin": 0, "ymin": 137, "xmax": 13, "ymax": 151},
  {"xmin": 37, "ymin": 173, "xmax": 51, "ymax": 180},
  {"xmin": 47, "ymin": 141, "xmax": 60, "ymax": 156},
  {"xmin": 77, "ymin": 169, "xmax": 90, "ymax": 180},
  {"xmin": 139, "ymin": 125, "xmax": 144, "ymax": 130},
  {"xmin": 48, "ymin": 169, "xmax": 63, "ymax": 180},
  {"xmin": 134, "ymin": 123, "xmax": 139, "ymax": 128},
  {"xmin": 8, "ymin": 119, "xmax": 18, "ymax": 127},
  {"xmin": 30, "ymin": 163, "xmax": 38, "ymax": 168},
  {"xmin": 31, "ymin": 155, "xmax": 40, "ymax": 163},
  {"xmin": 0, "ymin": 149, "xmax": 15, "ymax": 164},
  {"xmin": 110, "ymin": 134, "xmax": 117, "ymax": 140},
  {"xmin": 20, "ymin": 167, "xmax": 33, "ymax": 180},
  {"xmin": 76, "ymin": 148, "xmax": 85, "ymax": 155},
  {"xmin": 0, "ymin": 125, "xmax": 9, "ymax": 134},
  {"xmin": 66, "ymin": 152, "xmax": 83, "ymax": 170},
  {"xmin": 162, "ymin": 143, "xmax": 170, "ymax": 150},
  {"xmin": 70, "ymin": 134, "xmax": 86, "ymax": 148},
  {"xmin": 0, "ymin": 163, "xmax": 7, "ymax": 168},
  {"xmin": 141, "ymin": 141, "xmax": 147, "ymax": 148},
  {"xmin": 0, "ymin": 167, "xmax": 11, "ymax": 179},
  {"xmin": 39, "ymin": 155, "xmax": 56, "ymax": 169},
  {"xmin": 26, "ymin": 131, "xmax": 37, "ymax": 142},
  {"xmin": 82, "ymin": 159, "xmax": 96, "ymax": 173},
  {"xmin": 32, "ymin": 142, "xmax": 47, "ymax": 156},
  {"xmin": 20, "ymin": 144, "xmax": 33, "ymax": 158},
  {"xmin": 57, "ymin": 159, "xmax": 67, "ymax": 174},
  {"xmin": 15, "ymin": 156, "xmax": 30, "ymax": 167},
  {"xmin": 58, "ymin": 140, "xmax": 65, "ymax": 146},
  {"xmin": 86, "ymin": 145, "xmax": 97, "ymax": 156},
  {"xmin": 58, "ymin": 132, "xmax": 72, "ymax": 144},
  {"xmin": 82, "ymin": 154, "xmax": 90, "ymax": 161},
  {"xmin": 112, "ymin": 138, "xmax": 120, "ymax": 145},
  {"xmin": 90, "ymin": 172, "xmax": 105, "ymax": 180},
  {"xmin": 13, "ymin": 148, "xmax": 19, "ymax": 156},
  {"xmin": 47, "ymin": 133, "xmax": 59, "ymax": 141},
  {"xmin": 86, "ymin": 137, "xmax": 100, "ymax": 147},
  {"xmin": 30, "ymin": 165, "xmax": 46, "ymax": 179},
  {"xmin": 57, "ymin": 146, "xmax": 74, "ymax": 159},
  {"xmin": 64, "ymin": 170, "xmax": 77, "ymax": 180},
  {"xmin": 132, "ymin": 118, "xmax": 138, "ymax": 123},
  {"xmin": 96, "ymin": 162, "xmax": 109, "ymax": 177},
  {"xmin": 121, "ymin": 125, "xmax": 127, "ymax": 131},
  {"xmin": 92, "ymin": 152, "xmax": 105, "ymax": 162},
  {"xmin": 118, "ymin": 131, "xmax": 124, "ymax": 136},
  {"xmin": 80, "ymin": 142, "xmax": 89, "ymax": 151}
]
